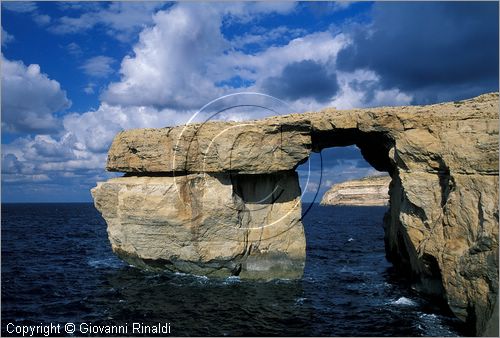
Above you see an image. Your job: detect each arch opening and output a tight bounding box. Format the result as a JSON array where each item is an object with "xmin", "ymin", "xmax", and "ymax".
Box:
[{"xmin": 295, "ymin": 142, "xmax": 466, "ymax": 335}]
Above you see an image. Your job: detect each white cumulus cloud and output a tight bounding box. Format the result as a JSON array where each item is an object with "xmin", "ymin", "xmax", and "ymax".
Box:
[
  {"xmin": 101, "ymin": 3, "xmax": 412, "ymax": 114},
  {"xmin": 1, "ymin": 56, "xmax": 71, "ymax": 134},
  {"xmin": 102, "ymin": 4, "xmax": 228, "ymax": 109},
  {"xmin": 102, "ymin": 3, "xmax": 349, "ymax": 112}
]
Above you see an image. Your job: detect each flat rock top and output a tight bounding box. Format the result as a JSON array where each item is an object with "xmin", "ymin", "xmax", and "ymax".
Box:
[{"xmin": 106, "ymin": 93, "xmax": 499, "ymax": 174}]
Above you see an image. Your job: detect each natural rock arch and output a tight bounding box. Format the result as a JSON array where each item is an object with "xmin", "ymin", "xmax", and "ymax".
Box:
[{"xmin": 92, "ymin": 93, "xmax": 499, "ymax": 336}]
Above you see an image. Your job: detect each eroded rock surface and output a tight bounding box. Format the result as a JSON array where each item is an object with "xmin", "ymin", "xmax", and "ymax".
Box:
[
  {"xmin": 107, "ymin": 120, "xmax": 311, "ymax": 174},
  {"xmin": 91, "ymin": 172, "xmax": 305, "ymax": 279},
  {"xmin": 93, "ymin": 93, "xmax": 499, "ymax": 336},
  {"xmin": 320, "ymin": 175, "xmax": 390, "ymax": 206}
]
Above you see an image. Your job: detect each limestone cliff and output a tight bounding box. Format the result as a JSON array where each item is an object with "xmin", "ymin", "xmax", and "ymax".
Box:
[
  {"xmin": 92, "ymin": 93, "xmax": 499, "ymax": 336},
  {"xmin": 92, "ymin": 172, "xmax": 305, "ymax": 279},
  {"xmin": 320, "ymin": 175, "xmax": 390, "ymax": 206}
]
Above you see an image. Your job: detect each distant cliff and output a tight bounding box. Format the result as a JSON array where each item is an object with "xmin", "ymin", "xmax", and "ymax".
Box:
[{"xmin": 320, "ymin": 175, "xmax": 391, "ymax": 206}]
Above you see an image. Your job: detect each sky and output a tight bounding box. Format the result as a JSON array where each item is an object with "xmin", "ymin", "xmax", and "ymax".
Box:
[{"xmin": 1, "ymin": 1, "xmax": 498, "ymax": 203}]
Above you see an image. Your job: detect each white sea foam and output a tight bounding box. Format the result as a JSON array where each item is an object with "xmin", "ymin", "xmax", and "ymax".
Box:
[
  {"xmin": 419, "ymin": 313, "xmax": 438, "ymax": 320},
  {"xmin": 174, "ymin": 271, "xmax": 209, "ymax": 280},
  {"xmin": 390, "ymin": 296, "xmax": 417, "ymax": 306},
  {"xmin": 223, "ymin": 276, "xmax": 241, "ymax": 285},
  {"xmin": 417, "ymin": 312, "xmax": 455, "ymax": 336}
]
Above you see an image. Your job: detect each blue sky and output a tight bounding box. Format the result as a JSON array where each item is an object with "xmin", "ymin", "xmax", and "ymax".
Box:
[{"xmin": 1, "ymin": 1, "xmax": 498, "ymax": 203}]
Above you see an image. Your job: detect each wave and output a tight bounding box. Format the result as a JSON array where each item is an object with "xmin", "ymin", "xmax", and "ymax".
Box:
[{"xmin": 389, "ymin": 296, "xmax": 418, "ymax": 306}]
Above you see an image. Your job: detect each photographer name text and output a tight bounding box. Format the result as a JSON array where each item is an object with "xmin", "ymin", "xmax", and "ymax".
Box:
[{"xmin": 6, "ymin": 322, "xmax": 171, "ymax": 336}]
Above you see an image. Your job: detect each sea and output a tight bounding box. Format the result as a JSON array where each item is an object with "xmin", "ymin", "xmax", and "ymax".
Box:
[{"xmin": 1, "ymin": 203, "xmax": 468, "ymax": 336}]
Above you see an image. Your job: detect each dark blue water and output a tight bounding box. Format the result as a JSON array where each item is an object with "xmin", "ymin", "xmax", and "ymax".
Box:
[{"xmin": 1, "ymin": 203, "xmax": 466, "ymax": 336}]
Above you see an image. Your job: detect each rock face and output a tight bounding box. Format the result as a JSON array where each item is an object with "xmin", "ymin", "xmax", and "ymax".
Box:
[
  {"xmin": 92, "ymin": 172, "xmax": 305, "ymax": 279},
  {"xmin": 92, "ymin": 93, "xmax": 499, "ymax": 336},
  {"xmin": 106, "ymin": 120, "xmax": 311, "ymax": 174},
  {"xmin": 320, "ymin": 175, "xmax": 391, "ymax": 206}
]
